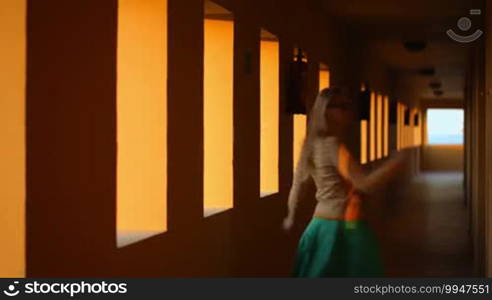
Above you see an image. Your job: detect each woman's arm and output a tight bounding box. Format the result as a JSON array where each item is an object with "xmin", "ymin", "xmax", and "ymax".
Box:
[
  {"xmin": 283, "ymin": 171, "xmax": 312, "ymax": 231},
  {"xmin": 337, "ymin": 143, "xmax": 407, "ymax": 195},
  {"xmin": 286, "ymin": 175, "xmax": 310, "ymax": 217}
]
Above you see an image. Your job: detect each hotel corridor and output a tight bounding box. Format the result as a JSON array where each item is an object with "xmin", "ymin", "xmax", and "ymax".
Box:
[
  {"xmin": 1, "ymin": 0, "xmax": 492, "ymax": 278},
  {"xmin": 381, "ymin": 172, "xmax": 473, "ymax": 277}
]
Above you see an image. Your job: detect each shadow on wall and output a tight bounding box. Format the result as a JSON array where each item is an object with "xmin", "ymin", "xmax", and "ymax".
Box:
[{"xmin": 421, "ymin": 145, "xmax": 464, "ymax": 172}]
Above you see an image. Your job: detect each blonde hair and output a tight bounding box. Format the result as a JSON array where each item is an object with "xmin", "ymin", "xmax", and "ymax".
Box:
[{"xmin": 293, "ymin": 87, "xmax": 343, "ymax": 183}]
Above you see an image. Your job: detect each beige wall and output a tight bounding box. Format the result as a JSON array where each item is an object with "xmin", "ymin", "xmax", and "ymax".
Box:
[
  {"xmin": 421, "ymin": 145, "xmax": 464, "ymax": 172},
  {"xmin": 465, "ymin": 41, "xmax": 487, "ymax": 277},
  {"xmin": 485, "ymin": 0, "xmax": 492, "ymax": 277},
  {"xmin": 26, "ymin": 0, "xmax": 118, "ymax": 276}
]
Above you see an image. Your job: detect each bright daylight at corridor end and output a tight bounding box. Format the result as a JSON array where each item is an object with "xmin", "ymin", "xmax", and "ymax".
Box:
[{"xmin": 1, "ymin": 0, "xmax": 492, "ymax": 279}]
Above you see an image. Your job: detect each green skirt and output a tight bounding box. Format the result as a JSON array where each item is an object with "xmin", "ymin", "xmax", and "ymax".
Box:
[{"xmin": 293, "ymin": 217, "xmax": 384, "ymax": 277}]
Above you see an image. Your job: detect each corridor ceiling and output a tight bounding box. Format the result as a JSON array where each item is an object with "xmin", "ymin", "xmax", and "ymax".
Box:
[{"xmin": 319, "ymin": 0, "xmax": 485, "ymax": 101}]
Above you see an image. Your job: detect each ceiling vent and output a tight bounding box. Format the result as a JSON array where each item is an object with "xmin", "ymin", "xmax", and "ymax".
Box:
[
  {"xmin": 429, "ymin": 81, "xmax": 442, "ymax": 89},
  {"xmin": 433, "ymin": 90, "xmax": 444, "ymax": 97},
  {"xmin": 418, "ymin": 67, "xmax": 435, "ymax": 76},
  {"xmin": 403, "ymin": 41, "xmax": 427, "ymax": 52}
]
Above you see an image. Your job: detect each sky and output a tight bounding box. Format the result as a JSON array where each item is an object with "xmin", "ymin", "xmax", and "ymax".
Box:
[{"xmin": 427, "ymin": 109, "xmax": 464, "ymax": 144}]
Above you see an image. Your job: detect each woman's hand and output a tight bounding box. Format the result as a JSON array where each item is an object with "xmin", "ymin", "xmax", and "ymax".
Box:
[{"xmin": 282, "ymin": 214, "xmax": 295, "ymax": 232}]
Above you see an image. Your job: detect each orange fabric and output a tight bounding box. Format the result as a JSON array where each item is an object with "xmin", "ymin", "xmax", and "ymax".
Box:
[
  {"xmin": 338, "ymin": 144, "xmax": 365, "ymax": 221},
  {"xmin": 344, "ymin": 189, "xmax": 364, "ymax": 221}
]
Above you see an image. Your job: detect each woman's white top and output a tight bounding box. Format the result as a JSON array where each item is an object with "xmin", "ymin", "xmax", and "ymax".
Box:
[{"xmin": 311, "ymin": 136, "xmax": 349, "ymax": 218}]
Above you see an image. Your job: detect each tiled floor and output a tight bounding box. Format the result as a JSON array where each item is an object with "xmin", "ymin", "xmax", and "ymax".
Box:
[{"xmin": 377, "ymin": 172, "xmax": 473, "ymax": 277}]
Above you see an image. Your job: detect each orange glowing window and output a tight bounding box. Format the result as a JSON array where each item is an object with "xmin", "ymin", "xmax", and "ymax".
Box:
[
  {"xmin": 203, "ymin": 1, "xmax": 234, "ymax": 216},
  {"xmin": 117, "ymin": 0, "xmax": 168, "ymax": 248},
  {"xmin": 414, "ymin": 110, "xmax": 422, "ymax": 146},
  {"xmin": 369, "ymin": 92, "xmax": 376, "ymax": 161},
  {"xmin": 398, "ymin": 103, "xmax": 409, "ymax": 149},
  {"xmin": 383, "ymin": 96, "xmax": 389, "ymax": 157},
  {"xmin": 292, "ymin": 48, "xmax": 308, "ymax": 172},
  {"xmin": 360, "ymin": 84, "xmax": 368, "ymax": 164},
  {"xmin": 319, "ymin": 63, "xmax": 330, "ymax": 91},
  {"xmin": 0, "ymin": 0, "xmax": 26, "ymax": 277},
  {"xmin": 376, "ymin": 94, "xmax": 383, "ymax": 159},
  {"xmin": 293, "ymin": 115, "xmax": 307, "ymax": 172},
  {"xmin": 260, "ymin": 30, "xmax": 279, "ymax": 197},
  {"xmin": 360, "ymin": 120, "xmax": 368, "ymax": 164},
  {"xmin": 397, "ymin": 102, "xmax": 402, "ymax": 150},
  {"xmin": 410, "ymin": 108, "xmax": 415, "ymax": 146},
  {"xmin": 397, "ymin": 102, "xmax": 404, "ymax": 150},
  {"xmin": 400, "ymin": 103, "xmax": 405, "ymax": 149}
]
